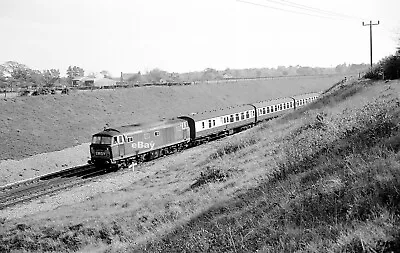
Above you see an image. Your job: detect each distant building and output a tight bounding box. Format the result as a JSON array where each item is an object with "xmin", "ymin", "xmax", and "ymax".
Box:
[
  {"xmin": 72, "ymin": 76, "xmax": 116, "ymax": 87},
  {"xmin": 223, "ymin": 73, "xmax": 233, "ymax": 79},
  {"xmin": 72, "ymin": 76, "xmax": 85, "ymax": 86},
  {"xmin": 92, "ymin": 78, "xmax": 117, "ymax": 87}
]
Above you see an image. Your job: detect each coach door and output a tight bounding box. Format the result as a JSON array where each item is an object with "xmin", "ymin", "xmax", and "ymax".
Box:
[{"xmin": 117, "ymin": 135, "xmax": 125, "ymax": 157}]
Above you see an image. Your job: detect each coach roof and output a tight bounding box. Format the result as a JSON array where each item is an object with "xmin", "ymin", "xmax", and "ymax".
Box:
[
  {"xmin": 94, "ymin": 118, "xmax": 186, "ymax": 136},
  {"xmin": 252, "ymin": 97, "xmax": 293, "ymax": 108},
  {"xmin": 291, "ymin": 92, "xmax": 320, "ymax": 100},
  {"xmin": 181, "ymin": 104, "xmax": 254, "ymax": 121}
]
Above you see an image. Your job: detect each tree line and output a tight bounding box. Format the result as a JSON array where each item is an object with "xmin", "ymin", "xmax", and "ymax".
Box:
[
  {"xmin": 0, "ymin": 60, "xmax": 371, "ymax": 91},
  {"xmin": 0, "ymin": 61, "xmax": 86, "ymax": 90},
  {"xmin": 124, "ymin": 63, "xmax": 369, "ymax": 84}
]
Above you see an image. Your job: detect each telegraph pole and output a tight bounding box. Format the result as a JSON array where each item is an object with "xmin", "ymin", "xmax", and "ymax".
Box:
[{"xmin": 362, "ymin": 20, "xmax": 380, "ymax": 68}]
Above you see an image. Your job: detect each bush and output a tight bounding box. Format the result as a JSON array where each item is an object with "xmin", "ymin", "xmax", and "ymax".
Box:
[{"xmin": 364, "ymin": 54, "xmax": 400, "ymax": 80}]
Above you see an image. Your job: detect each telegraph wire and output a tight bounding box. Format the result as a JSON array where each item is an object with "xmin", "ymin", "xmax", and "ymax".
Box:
[
  {"xmin": 237, "ymin": 0, "xmax": 367, "ymax": 22},
  {"xmin": 236, "ymin": 0, "xmax": 338, "ymax": 20},
  {"xmin": 277, "ymin": 0, "xmax": 365, "ymax": 21}
]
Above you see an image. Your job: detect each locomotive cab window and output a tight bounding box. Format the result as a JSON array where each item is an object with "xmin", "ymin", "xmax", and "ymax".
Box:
[
  {"xmin": 113, "ymin": 136, "xmax": 118, "ymax": 144},
  {"xmin": 92, "ymin": 136, "xmax": 112, "ymax": 145},
  {"xmin": 118, "ymin": 135, "xmax": 124, "ymax": 143}
]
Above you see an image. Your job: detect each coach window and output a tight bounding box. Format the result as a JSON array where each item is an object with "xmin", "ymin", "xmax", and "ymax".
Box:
[
  {"xmin": 283, "ymin": 103, "xmax": 286, "ymax": 110},
  {"xmin": 246, "ymin": 111, "xmax": 249, "ymax": 118},
  {"xmin": 262, "ymin": 108, "xmax": 266, "ymax": 114},
  {"xmin": 266, "ymin": 107, "xmax": 270, "ymax": 113},
  {"xmin": 230, "ymin": 115, "xmax": 234, "ymax": 122},
  {"xmin": 202, "ymin": 122, "xmax": 205, "ymax": 129},
  {"xmin": 280, "ymin": 104, "xmax": 283, "ymax": 110},
  {"xmin": 223, "ymin": 117, "xmax": 226, "ymax": 124},
  {"xmin": 240, "ymin": 112, "xmax": 244, "ymax": 120},
  {"xmin": 154, "ymin": 131, "xmax": 160, "ymax": 137},
  {"xmin": 235, "ymin": 113, "xmax": 239, "ymax": 121},
  {"xmin": 208, "ymin": 120, "xmax": 212, "ymax": 128},
  {"xmin": 213, "ymin": 119, "xmax": 216, "ymax": 126},
  {"xmin": 274, "ymin": 105, "xmax": 277, "ymax": 111}
]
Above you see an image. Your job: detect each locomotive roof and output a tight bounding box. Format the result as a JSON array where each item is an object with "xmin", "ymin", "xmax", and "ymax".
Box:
[
  {"xmin": 94, "ymin": 118, "xmax": 186, "ymax": 136},
  {"xmin": 180, "ymin": 104, "xmax": 255, "ymax": 121},
  {"xmin": 252, "ymin": 97, "xmax": 293, "ymax": 108}
]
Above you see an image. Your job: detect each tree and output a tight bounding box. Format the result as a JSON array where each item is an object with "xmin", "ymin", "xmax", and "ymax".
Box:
[
  {"xmin": 66, "ymin": 65, "xmax": 84, "ymax": 84},
  {"xmin": 42, "ymin": 69, "xmax": 60, "ymax": 87},
  {"xmin": 100, "ymin": 70, "xmax": 112, "ymax": 78}
]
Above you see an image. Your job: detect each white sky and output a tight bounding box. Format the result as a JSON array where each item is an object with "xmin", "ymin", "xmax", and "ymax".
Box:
[{"xmin": 0, "ymin": 0, "xmax": 399, "ymax": 76}]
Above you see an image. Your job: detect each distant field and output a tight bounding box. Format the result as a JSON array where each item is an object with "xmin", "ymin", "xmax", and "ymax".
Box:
[{"xmin": 0, "ymin": 75, "xmax": 344, "ymax": 160}]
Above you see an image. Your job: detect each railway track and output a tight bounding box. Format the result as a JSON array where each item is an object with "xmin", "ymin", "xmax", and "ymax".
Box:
[{"xmin": 0, "ymin": 164, "xmax": 108, "ymax": 210}]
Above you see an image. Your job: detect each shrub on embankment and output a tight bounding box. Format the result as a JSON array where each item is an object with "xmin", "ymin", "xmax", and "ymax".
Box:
[{"xmin": 364, "ymin": 54, "xmax": 400, "ymax": 80}]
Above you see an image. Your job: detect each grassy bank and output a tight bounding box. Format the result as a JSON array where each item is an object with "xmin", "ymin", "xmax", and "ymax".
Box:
[{"xmin": 1, "ymin": 78, "xmax": 399, "ymax": 252}]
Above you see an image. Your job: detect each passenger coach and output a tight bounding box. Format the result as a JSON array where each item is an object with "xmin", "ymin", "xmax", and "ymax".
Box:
[
  {"xmin": 179, "ymin": 105, "xmax": 256, "ymax": 143},
  {"xmin": 292, "ymin": 92, "xmax": 320, "ymax": 108},
  {"xmin": 253, "ymin": 97, "xmax": 295, "ymax": 122}
]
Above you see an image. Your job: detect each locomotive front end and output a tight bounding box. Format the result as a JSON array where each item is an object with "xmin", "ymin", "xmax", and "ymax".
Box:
[{"xmin": 90, "ymin": 134, "xmax": 113, "ymax": 165}]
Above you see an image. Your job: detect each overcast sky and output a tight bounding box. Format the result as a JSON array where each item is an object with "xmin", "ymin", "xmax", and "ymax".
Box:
[{"xmin": 0, "ymin": 0, "xmax": 399, "ymax": 76}]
